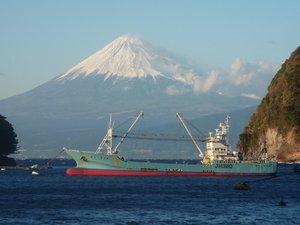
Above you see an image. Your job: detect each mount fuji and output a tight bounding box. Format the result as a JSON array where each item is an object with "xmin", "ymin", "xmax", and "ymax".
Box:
[
  {"xmin": 0, "ymin": 35, "xmax": 258, "ymax": 158},
  {"xmin": 57, "ymin": 35, "xmax": 173, "ymax": 81}
]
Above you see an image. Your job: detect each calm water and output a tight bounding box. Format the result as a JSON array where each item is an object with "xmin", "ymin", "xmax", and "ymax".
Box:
[{"xmin": 0, "ymin": 163, "xmax": 299, "ymax": 225}]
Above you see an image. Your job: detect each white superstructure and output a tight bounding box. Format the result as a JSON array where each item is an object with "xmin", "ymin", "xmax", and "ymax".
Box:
[
  {"xmin": 204, "ymin": 116, "xmax": 233, "ymax": 163},
  {"xmin": 177, "ymin": 114, "xmax": 236, "ymax": 164}
]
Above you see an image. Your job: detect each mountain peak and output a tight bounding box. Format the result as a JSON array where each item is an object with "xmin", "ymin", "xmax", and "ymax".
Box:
[
  {"xmin": 56, "ymin": 35, "xmax": 181, "ymax": 82},
  {"xmin": 113, "ymin": 34, "xmax": 145, "ymax": 46}
]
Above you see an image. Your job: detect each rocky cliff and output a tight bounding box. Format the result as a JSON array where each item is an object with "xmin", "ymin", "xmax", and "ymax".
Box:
[{"xmin": 238, "ymin": 47, "xmax": 300, "ymax": 162}]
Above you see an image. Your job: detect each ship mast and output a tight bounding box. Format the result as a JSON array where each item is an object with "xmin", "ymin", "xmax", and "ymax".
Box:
[
  {"xmin": 176, "ymin": 113, "xmax": 203, "ymax": 159},
  {"xmin": 95, "ymin": 113, "xmax": 114, "ymax": 154},
  {"xmin": 95, "ymin": 111, "xmax": 144, "ymax": 155}
]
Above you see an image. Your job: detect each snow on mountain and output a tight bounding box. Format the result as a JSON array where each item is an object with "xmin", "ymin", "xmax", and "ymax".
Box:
[{"xmin": 56, "ymin": 35, "xmax": 195, "ymax": 82}]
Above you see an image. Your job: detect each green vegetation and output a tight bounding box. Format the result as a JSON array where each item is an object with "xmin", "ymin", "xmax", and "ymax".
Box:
[
  {"xmin": 238, "ymin": 47, "xmax": 300, "ymax": 159},
  {"xmin": 0, "ymin": 115, "xmax": 18, "ymax": 164}
]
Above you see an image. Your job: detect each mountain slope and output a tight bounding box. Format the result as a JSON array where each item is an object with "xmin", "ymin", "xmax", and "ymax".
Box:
[
  {"xmin": 1, "ymin": 35, "xmax": 258, "ymax": 119},
  {"xmin": 56, "ymin": 35, "xmax": 192, "ymax": 81},
  {"xmin": 237, "ymin": 47, "xmax": 300, "ymax": 162},
  {"xmin": 0, "ymin": 35, "xmax": 259, "ymax": 158}
]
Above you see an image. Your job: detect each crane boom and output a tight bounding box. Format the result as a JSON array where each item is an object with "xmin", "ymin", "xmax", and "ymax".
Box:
[
  {"xmin": 113, "ymin": 111, "xmax": 144, "ymax": 154},
  {"xmin": 176, "ymin": 113, "xmax": 203, "ymax": 158}
]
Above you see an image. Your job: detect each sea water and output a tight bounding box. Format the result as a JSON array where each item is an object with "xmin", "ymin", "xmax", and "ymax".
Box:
[{"xmin": 0, "ymin": 163, "xmax": 299, "ymax": 225}]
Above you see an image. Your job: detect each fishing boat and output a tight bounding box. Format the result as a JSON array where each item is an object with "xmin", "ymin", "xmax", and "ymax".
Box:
[{"xmin": 65, "ymin": 112, "xmax": 277, "ymax": 176}]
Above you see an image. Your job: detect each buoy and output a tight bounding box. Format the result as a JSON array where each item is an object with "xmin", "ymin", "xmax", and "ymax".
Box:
[
  {"xmin": 234, "ymin": 182, "xmax": 251, "ymax": 190},
  {"xmin": 31, "ymin": 171, "xmax": 40, "ymax": 176},
  {"xmin": 293, "ymin": 165, "xmax": 300, "ymax": 174},
  {"xmin": 277, "ymin": 200, "xmax": 287, "ymax": 206}
]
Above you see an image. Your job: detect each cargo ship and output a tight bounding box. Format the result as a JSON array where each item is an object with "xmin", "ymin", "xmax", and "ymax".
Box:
[{"xmin": 65, "ymin": 112, "xmax": 277, "ymax": 176}]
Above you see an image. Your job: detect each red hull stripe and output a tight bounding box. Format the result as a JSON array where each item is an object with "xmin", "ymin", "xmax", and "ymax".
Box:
[{"xmin": 66, "ymin": 168, "xmax": 274, "ymax": 177}]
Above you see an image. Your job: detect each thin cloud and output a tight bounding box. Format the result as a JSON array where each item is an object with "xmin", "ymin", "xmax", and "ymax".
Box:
[
  {"xmin": 213, "ymin": 58, "xmax": 280, "ymax": 97},
  {"xmin": 171, "ymin": 70, "xmax": 219, "ymax": 94},
  {"xmin": 202, "ymin": 71, "xmax": 219, "ymax": 92},
  {"xmin": 229, "ymin": 58, "xmax": 279, "ymax": 86},
  {"xmin": 0, "ymin": 72, "xmax": 5, "ymax": 76},
  {"xmin": 241, "ymin": 93, "xmax": 261, "ymax": 100},
  {"xmin": 164, "ymin": 57, "xmax": 279, "ymax": 97},
  {"xmin": 165, "ymin": 85, "xmax": 187, "ymax": 96},
  {"xmin": 230, "ymin": 58, "xmax": 255, "ymax": 86}
]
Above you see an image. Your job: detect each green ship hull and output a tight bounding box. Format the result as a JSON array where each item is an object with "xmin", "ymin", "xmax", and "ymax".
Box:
[{"xmin": 65, "ymin": 149, "xmax": 278, "ymax": 176}]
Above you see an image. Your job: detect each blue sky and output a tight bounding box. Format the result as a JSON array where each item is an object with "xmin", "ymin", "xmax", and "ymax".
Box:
[{"xmin": 0, "ymin": 0, "xmax": 300, "ymax": 100}]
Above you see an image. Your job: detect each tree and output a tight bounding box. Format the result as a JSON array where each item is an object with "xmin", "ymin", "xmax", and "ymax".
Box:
[{"xmin": 0, "ymin": 115, "xmax": 18, "ymax": 157}]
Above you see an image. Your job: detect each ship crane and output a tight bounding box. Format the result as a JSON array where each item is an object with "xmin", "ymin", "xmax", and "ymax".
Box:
[
  {"xmin": 113, "ymin": 111, "xmax": 144, "ymax": 154},
  {"xmin": 95, "ymin": 111, "xmax": 144, "ymax": 155},
  {"xmin": 176, "ymin": 113, "xmax": 204, "ymax": 159}
]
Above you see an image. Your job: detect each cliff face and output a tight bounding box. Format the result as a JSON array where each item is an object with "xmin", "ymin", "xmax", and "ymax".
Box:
[{"xmin": 238, "ymin": 47, "xmax": 300, "ymax": 162}]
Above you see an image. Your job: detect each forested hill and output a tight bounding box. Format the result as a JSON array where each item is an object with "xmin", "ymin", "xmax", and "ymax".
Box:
[
  {"xmin": 0, "ymin": 115, "xmax": 18, "ymax": 166},
  {"xmin": 238, "ymin": 47, "xmax": 300, "ymax": 162}
]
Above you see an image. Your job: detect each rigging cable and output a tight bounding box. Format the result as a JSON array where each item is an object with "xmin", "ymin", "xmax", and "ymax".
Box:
[
  {"xmin": 184, "ymin": 119, "xmax": 206, "ymax": 137},
  {"xmin": 114, "ymin": 117, "xmax": 134, "ymax": 130},
  {"xmin": 112, "ymin": 130, "xmax": 205, "ymax": 142}
]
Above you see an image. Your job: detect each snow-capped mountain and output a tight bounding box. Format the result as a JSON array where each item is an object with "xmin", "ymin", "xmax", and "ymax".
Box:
[
  {"xmin": 0, "ymin": 35, "xmax": 259, "ymax": 158},
  {"xmin": 56, "ymin": 35, "xmax": 191, "ymax": 82}
]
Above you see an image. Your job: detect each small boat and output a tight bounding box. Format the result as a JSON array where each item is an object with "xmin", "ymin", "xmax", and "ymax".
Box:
[
  {"xmin": 65, "ymin": 112, "xmax": 277, "ymax": 176},
  {"xmin": 31, "ymin": 171, "xmax": 40, "ymax": 176},
  {"xmin": 30, "ymin": 164, "xmax": 39, "ymax": 169}
]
